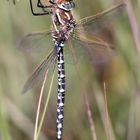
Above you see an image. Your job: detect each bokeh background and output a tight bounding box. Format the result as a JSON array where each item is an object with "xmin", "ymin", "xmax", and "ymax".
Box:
[{"xmin": 1, "ymin": 0, "xmax": 140, "ymax": 140}]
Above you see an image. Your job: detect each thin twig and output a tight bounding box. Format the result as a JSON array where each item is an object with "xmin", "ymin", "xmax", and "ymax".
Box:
[
  {"xmin": 93, "ymin": 82, "xmax": 116, "ymax": 140},
  {"xmin": 36, "ymin": 68, "xmax": 56, "ymax": 139},
  {"xmin": 124, "ymin": 0, "xmax": 140, "ymax": 56},
  {"xmin": 84, "ymin": 94, "xmax": 98, "ymax": 140},
  {"xmin": 103, "ymin": 82, "xmax": 111, "ymax": 140},
  {"xmin": 34, "ymin": 70, "xmax": 48, "ymax": 140},
  {"xmin": 69, "ymin": 43, "xmax": 98, "ymax": 140}
]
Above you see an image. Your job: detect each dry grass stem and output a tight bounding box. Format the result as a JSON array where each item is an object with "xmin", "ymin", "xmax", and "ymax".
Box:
[
  {"xmin": 103, "ymin": 82, "xmax": 112, "ymax": 140},
  {"xmin": 34, "ymin": 70, "xmax": 48, "ymax": 140},
  {"xmin": 36, "ymin": 68, "xmax": 55, "ymax": 139},
  {"xmin": 127, "ymin": 93, "xmax": 140, "ymax": 140},
  {"xmin": 124, "ymin": 0, "xmax": 140, "ymax": 56},
  {"xmin": 84, "ymin": 94, "xmax": 98, "ymax": 140},
  {"xmin": 93, "ymin": 82, "xmax": 116, "ymax": 140},
  {"xmin": 5, "ymin": 98, "xmax": 46, "ymax": 140}
]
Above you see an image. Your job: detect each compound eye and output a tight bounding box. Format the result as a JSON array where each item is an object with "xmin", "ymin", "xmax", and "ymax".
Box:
[{"xmin": 62, "ymin": 3, "xmax": 65, "ymax": 8}]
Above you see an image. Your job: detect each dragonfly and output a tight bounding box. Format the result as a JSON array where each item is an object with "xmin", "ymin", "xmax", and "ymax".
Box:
[{"xmin": 19, "ymin": 0, "xmax": 125, "ymax": 139}]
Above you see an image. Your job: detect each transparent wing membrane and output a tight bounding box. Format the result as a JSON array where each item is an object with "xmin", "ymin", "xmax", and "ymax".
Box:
[
  {"xmin": 22, "ymin": 49, "xmax": 57, "ymax": 94},
  {"xmin": 76, "ymin": 3, "xmax": 125, "ymax": 28},
  {"xmin": 68, "ymin": 3, "xmax": 126, "ymax": 65},
  {"xmin": 72, "ymin": 33, "xmax": 113, "ymax": 49},
  {"xmin": 69, "ymin": 35, "xmax": 115, "ymax": 65},
  {"xmin": 17, "ymin": 30, "xmax": 53, "ymax": 54},
  {"xmin": 75, "ymin": 3, "xmax": 125, "ymax": 38}
]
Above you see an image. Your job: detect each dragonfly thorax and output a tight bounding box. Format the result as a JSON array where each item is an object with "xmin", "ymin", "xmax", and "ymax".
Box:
[
  {"xmin": 52, "ymin": 3, "xmax": 75, "ymax": 42},
  {"xmin": 52, "ymin": 18, "xmax": 75, "ymax": 41}
]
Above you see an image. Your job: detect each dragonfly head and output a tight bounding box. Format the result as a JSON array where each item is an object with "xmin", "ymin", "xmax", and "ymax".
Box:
[{"xmin": 56, "ymin": 0, "xmax": 75, "ymax": 11}]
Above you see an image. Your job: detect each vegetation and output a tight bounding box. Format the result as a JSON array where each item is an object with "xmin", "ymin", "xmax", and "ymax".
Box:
[{"xmin": 0, "ymin": 0, "xmax": 140, "ymax": 140}]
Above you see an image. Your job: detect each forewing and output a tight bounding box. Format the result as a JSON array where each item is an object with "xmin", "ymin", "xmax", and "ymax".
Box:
[
  {"xmin": 68, "ymin": 3, "xmax": 126, "ymax": 65},
  {"xmin": 74, "ymin": 3, "xmax": 125, "ymax": 38},
  {"xmin": 17, "ymin": 30, "xmax": 53, "ymax": 56}
]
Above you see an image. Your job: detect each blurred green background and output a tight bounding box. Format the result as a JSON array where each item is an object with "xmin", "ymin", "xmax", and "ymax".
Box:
[{"xmin": 1, "ymin": 0, "xmax": 140, "ymax": 140}]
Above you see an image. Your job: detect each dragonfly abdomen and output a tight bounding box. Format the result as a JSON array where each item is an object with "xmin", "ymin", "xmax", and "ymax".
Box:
[{"xmin": 56, "ymin": 42, "xmax": 65, "ymax": 140}]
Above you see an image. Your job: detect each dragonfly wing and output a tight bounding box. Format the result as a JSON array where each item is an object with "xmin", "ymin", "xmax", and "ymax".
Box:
[
  {"xmin": 22, "ymin": 48, "xmax": 57, "ymax": 94},
  {"xmin": 69, "ymin": 34, "xmax": 115, "ymax": 65},
  {"xmin": 69, "ymin": 3, "xmax": 126, "ymax": 65},
  {"xmin": 17, "ymin": 30, "xmax": 53, "ymax": 55},
  {"xmin": 74, "ymin": 3, "xmax": 125, "ymax": 37}
]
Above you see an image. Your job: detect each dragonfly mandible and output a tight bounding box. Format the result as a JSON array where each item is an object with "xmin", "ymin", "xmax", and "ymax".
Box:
[{"xmin": 19, "ymin": 0, "xmax": 125, "ymax": 139}]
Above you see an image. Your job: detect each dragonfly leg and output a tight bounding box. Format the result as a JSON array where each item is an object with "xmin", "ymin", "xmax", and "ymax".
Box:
[{"xmin": 29, "ymin": 0, "xmax": 52, "ymax": 16}]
